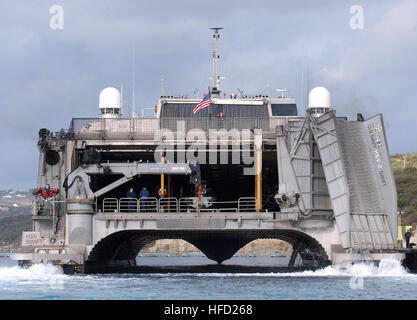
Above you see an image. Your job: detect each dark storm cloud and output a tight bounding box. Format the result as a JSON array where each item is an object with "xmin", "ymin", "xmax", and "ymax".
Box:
[{"xmin": 0, "ymin": 0, "xmax": 416, "ymax": 189}]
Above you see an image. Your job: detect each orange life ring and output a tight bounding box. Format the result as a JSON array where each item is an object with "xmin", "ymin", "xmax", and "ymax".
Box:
[{"xmin": 158, "ymin": 188, "xmax": 167, "ymax": 196}]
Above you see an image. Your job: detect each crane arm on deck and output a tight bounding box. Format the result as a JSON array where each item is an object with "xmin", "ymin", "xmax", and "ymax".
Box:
[{"xmin": 65, "ymin": 162, "xmax": 197, "ymax": 200}]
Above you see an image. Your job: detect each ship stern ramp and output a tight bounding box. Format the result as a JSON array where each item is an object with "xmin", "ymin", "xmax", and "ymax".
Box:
[{"xmin": 278, "ymin": 111, "xmax": 401, "ymax": 264}]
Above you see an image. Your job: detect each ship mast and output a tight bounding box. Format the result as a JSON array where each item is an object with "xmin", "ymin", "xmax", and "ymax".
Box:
[{"xmin": 210, "ymin": 27, "xmax": 223, "ymax": 97}]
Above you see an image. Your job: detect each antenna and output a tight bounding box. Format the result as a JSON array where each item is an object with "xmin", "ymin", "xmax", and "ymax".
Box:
[
  {"xmin": 300, "ymin": 57, "xmax": 308, "ymax": 116},
  {"xmin": 132, "ymin": 44, "xmax": 136, "ymax": 118},
  {"xmin": 301, "ymin": 68, "xmax": 304, "ymax": 115},
  {"xmin": 237, "ymin": 88, "xmax": 244, "ymax": 98},
  {"xmin": 306, "ymin": 62, "xmax": 310, "ymax": 102},
  {"xmin": 120, "ymin": 83, "xmax": 124, "ymax": 116},
  {"xmin": 210, "ymin": 27, "xmax": 224, "ymax": 94},
  {"xmin": 276, "ymin": 88, "xmax": 287, "ymax": 99},
  {"xmin": 160, "ymin": 78, "xmax": 165, "ymax": 96}
]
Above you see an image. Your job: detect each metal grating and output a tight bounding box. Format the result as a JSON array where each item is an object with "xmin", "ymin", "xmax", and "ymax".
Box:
[{"xmin": 311, "ymin": 112, "xmax": 395, "ymax": 249}]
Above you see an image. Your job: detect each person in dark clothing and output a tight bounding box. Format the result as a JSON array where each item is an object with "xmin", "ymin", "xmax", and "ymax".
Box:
[
  {"xmin": 125, "ymin": 187, "xmax": 137, "ymax": 212},
  {"xmin": 139, "ymin": 186, "xmax": 150, "ymax": 212},
  {"xmin": 405, "ymin": 229, "xmax": 412, "ymax": 248}
]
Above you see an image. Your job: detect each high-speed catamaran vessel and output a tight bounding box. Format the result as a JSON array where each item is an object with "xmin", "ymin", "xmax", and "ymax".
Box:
[{"xmin": 11, "ymin": 28, "xmax": 413, "ymax": 273}]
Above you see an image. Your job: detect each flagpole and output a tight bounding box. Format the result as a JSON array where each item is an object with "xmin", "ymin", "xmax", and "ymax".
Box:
[
  {"xmin": 208, "ymin": 86, "xmax": 212, "ymax": 119},
  {"xmin": 210, "ymin": 27, "xmax": 223, "ymax": 98}
]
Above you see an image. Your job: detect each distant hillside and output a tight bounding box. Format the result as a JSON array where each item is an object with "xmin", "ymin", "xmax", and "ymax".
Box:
[
  {"xmin": 0, "ymin": 212, "xmax": 31, "ymax": 246},
  {"xmin": 392, "ymin": 152, "xmax": 417, "ymax": 171},
  {"xmin": 392, "ymin": 152, "xmax": 417, "ymax": 224},
  {"xmin": 0, "ymin": 190, "xmax": 32, "ymax": 248}
]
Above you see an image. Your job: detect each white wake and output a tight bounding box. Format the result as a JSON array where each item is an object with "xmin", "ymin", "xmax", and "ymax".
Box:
[
  {"xmin": 147, "ymin": 259, "xmax": 416, "ymax": 278},
  {"xmin": 0, "ymin": 263, "xmax": 66, "ymax": 282},
  {"xmin": 286, "ymin": 259, "xmax": 413, "ymax": 278},
  {"xmin": 0, "ymin": 259, "xmax": 414, "ymax": 280}
]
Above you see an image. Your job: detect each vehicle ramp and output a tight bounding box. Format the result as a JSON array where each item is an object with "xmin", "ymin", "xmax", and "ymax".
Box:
[{"xmin": 310, "ymin": 111, "xmax": 397, "ymax": 250}]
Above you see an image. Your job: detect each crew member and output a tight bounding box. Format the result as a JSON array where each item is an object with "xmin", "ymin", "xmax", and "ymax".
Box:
[
  {"xmin": 405, "ymin": 229, "xmax": 412, "ymax": 248},
  {"xmin": 125, "ymin": 187, "xmax": 137, "ymax": 213},
  {"xmin": 139, "ymin": 186, "xmax": 150, "ymax": 212}
]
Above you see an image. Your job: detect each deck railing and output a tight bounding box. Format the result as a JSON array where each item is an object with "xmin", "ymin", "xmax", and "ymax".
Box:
[
  {"xmin": 68, "ymin": 117, "xmax": 295, "ymax": 140},
  {"xmin": 101, "ymin": 196, "xmax": 258, "ymax": 213}
]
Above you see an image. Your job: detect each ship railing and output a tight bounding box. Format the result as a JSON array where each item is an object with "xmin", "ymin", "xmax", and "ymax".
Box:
[
  {"xmin": 69, "ymin": 118, "xmax": 159, "ymax": 140},
  {"xmin": 160, "ymin": 117, "xmax": 271, "ymax": 133},
  {"xmin": 69, "ymin": 117, "xmax": 279, "ymax": 140},
  {"xmin": 33, "ymin": 196, "xmax": 63, "ymax": 216},
  {"xmin": 138, "ymin": 197, "xmax": 158, "ymax": 213},
  {"xmin": 32, "ymin": 198, "xmax": 43, "ymax": 215},
  {"xmin": 158, "ymin": 197, "xmax": 178, "ymax": 213},
  {"xmin": 178, "ymin": 198, "xmax": 237, "ymax": 213},
  {"xmin": 109, "ymin": 197, "xmax": 159, "ymax": 213},
  {"xmin": 103, "ymin": 198, "xmax": 119, "ymax": 213},
  {"xmin": 101, "ymin": 196, "xmax": 258, "ymax": 214},
  {"xmin": 198, "ymin": 208, "xmax": 239, "ymax": 213},
  {"xmin": 238, "ymin": 197, "xmax": 258, "ymax": 212},
  {"xmin": 33, "ymin": 196, "xmax": 66, "ymax": 234},
  {"xmin": 179, "ymin": 197, "xmax": 196, "ymax": 212},
  {"xmin": 32, "ymin": 197, "xmax": 51, "ymax": 216},
  {"xmin": 119, "ymin": 197, "xmax": 138, "ymax": 213}
]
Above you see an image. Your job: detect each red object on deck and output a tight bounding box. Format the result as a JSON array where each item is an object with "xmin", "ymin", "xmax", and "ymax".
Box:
[
  {"xmin": 32, "ymin": 187, "xmax": 59, "ymax": 199},
  {"xmin": 158, "ymin": 188, "xmax": 167, "ymax": 197},
  {"xmin": 198, "ymin": 184, "xmax": 203, "ymax": 200}
]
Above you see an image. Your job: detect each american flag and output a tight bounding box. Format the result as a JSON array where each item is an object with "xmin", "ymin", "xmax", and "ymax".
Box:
[{"xmin": 193, "ymin": 93, "xmax": 213, "ymax": 114}]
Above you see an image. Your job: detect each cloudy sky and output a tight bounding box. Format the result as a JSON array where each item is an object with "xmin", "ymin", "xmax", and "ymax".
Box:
[{"xmin": 0, "ymin": 0, "xmax": 416, "ymax": 189}]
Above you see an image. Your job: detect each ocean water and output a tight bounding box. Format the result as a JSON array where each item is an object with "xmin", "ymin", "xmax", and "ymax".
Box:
[{"xmin": 0, "ymin": 253, "xmax": 416, "ymax": 300}]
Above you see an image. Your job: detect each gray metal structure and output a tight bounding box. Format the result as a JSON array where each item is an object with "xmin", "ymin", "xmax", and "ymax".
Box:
[{"xmin": 10, "ymin": 29, "xmax": 404, "ymax": 272}]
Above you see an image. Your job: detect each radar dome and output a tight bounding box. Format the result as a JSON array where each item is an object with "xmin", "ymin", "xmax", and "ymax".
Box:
[
  {"xmin": 307, "ymin": 87, "xmax": 331, "ymax": 117},
  {"xmin": 308, "ymin": 87, "xmax": 331, "ymax": 109},
  {"xmin": 98, "ymin": 87, "xmax": 122, "ymax": 118},
  {"xmin": 99, "ymin": 87, "xmax": 121, "ymax": 109}
]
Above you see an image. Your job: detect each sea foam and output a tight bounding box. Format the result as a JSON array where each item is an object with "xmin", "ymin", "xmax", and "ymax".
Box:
[
  {"xmin": 145, "ymin": 259, "xmax": 415, "ymax": 278},
  {"xmin": 0, "ymin": 263, "xmax": 65, "ymax": 281}
]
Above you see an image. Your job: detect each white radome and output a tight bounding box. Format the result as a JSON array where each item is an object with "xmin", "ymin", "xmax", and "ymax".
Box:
[
  {"xmin": 308, "ymin": 86, "xmax": 331, "ymax": 109},
  {"xmin": 99, "ymin": 87, "xmax": 121, "ymax": 109}
]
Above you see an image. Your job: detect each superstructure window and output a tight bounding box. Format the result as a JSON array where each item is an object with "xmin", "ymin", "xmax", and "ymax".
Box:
[
  {"xmin": 161, "ymin": 103, "xmax": 269, "ymax": 118},
  {"xmin": 271, "ymin": 104, "xmax": 298, "ymax": 116},
  {"xmin": 101, "ymin": 108, "xmax": 121, "ymax": 114},
  {"xmin": 308, "ymin": 107, "xmax": 331, "ymax": 115}
]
